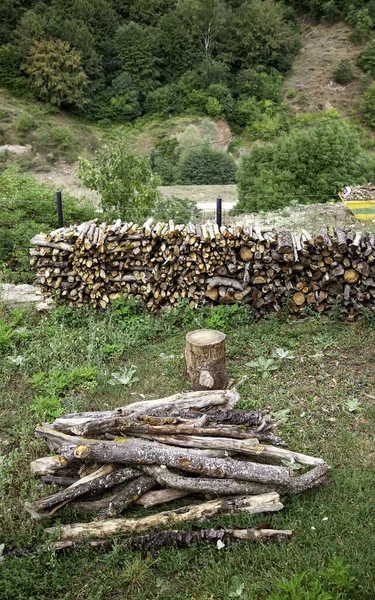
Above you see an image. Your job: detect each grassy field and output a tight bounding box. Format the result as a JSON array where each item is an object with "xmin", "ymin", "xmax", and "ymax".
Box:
[{"xmin": 1, "ymin": 299, "xmax": 375, "ymax": 599}]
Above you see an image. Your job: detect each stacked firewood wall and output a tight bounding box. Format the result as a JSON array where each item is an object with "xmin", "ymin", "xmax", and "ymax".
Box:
[{"xmin": 30, "ymin": 220, "xmax": 375, "ymax": 317}]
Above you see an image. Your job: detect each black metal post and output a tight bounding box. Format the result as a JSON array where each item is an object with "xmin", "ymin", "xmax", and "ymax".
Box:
[
  {"xmin": 56, "ymin": 190, "xmax": 64, "ymax": 228},
  {"xmin": 216, "ymin": 196, "xmax": 222, "ymax": 228}
]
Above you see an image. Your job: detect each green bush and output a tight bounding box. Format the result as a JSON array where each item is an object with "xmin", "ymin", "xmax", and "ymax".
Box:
[
  {"xmin": 178, "ymin": 146, "xmax": 237, "ymax": 185},
  {"xmin": 347, "ymin": 7, "xmax": 373, "ymax": 43},
  {"xmin": 15, "ymin": 112, "xmax": 35, "ymax": 132},
  {"xmin": 357, "ymin": 39, "xmax": 375, "ymax": 78},
  {"xmin": 333, "ymin": 59, "xmax": 354, "ymax": 85},
  {"xmin": 235, "ymin": 119, "xmax": 373, "ymax": 212},
  {"xmin": 51, "ymin": 127, "xmax": 73, "ymax": 148},
  {"xmin": 0, "ymin": 164, "xmax": 94, "ymax": 282},
  {"xmin": 362, "ymin": 81, "xmax": 375, "ymax": 127},
  {"xmin": 205, "ymin": 96, "xmax": 222, "ymax": 117}
]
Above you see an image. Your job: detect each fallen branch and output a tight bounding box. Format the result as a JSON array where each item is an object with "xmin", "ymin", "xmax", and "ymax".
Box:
[
  {"xmin": 53, "ymin": 526, "xmax": 293, "ymax": 552},
  {"xmin": 44, "ymin": 492, "xmax": 284, "ymax": 541},
  {"xmin": 98, "ymin": 475, "xmax": 156, "ymax": 519}
]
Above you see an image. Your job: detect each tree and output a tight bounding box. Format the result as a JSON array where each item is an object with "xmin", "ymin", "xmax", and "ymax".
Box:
[
  {"xmin": 231, "ymin": 0, "xmax": 300, "ymax": 74},
  {"xmin": 115, "ymin": 22, "xmax": 160, "ymax": 96},
  {"xmin": 78, "ymin": 141, "xmax": 162, "ymax": 219},
  {"xmin": 236, "ymin": 120, "xmax": 373, "ymax": 212},
  {"xmin": 22, "ymin": 38, "xmax": 88, "ymax": 107},
  {"xmin": 178, "ymin": 146, "xmax": 237, "ymax": 184},
  {"xmin": 177, "ymin": 0, "xmax": 228, "ymax": 58}
]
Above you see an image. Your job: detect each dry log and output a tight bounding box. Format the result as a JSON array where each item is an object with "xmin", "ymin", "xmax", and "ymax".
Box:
[
  {"xmin": 40, "ymin": 475, "xmax": 78, "ymax": 486},
  {"xmin": 185, "ymin": 330, "xmax": 229, "ymax": 390},
  {"xmin": 98, "ymin": 475, "xmax": 156, "ymax": 519},
  {"xmin": 52, "ymin": 436, "xmax": 293, "ymax": 486},
  {"xmin": 30, "ymin": 221, "xmax": 375, "ymax": 318},
  {"xmin": 44, "ymin": 492, "xmax": 284, "ymax": 541},
  {"xmin": 50, "ymin": 389, "xmax": 239, "ymax": 435},
  {"xmin": 70, "ymin": 488, "xmax": 191, "ymax": 513},
  {"xmin": 53, "ymin": 527, "xmax": 293, "ymax": 552},
  {"xmin": 135, "ymin": 434, "xmax": 324, "ymax": 466},
  {"xmin": 25, "ymin": 465, "xmax": 140, "ymax": 518},
  {"xmin": 30, "ymin": 455, "xmax": 71, "ymax": 476},
  {"xmin": 141, "ymin": 466, "xmax": 275, "ymax": 495}
]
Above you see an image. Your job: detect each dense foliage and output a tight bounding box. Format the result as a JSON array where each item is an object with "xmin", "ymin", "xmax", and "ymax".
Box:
[
  {"xmin": 0, "ymin": 0, "xmax": 300, "ymax": 123},
  {"xmin": 178, "ymin": 145, "xmax": 237, "ymax": 184},
  {"xmin": 0, "ymin": 165, "xmax": 94, "ymax": 282},
  {"xmin": 78, "ymin": 141, "xmax": 162, "ymax": 220},
  {"xmin": 235, "ymin": 120, "xmax": 374, "ymax": 212}
]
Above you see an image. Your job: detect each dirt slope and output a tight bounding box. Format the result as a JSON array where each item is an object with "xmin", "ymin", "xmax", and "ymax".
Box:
[{"xmin": 283, "ymin": 20, "xmax": 364, "ymax": 113}]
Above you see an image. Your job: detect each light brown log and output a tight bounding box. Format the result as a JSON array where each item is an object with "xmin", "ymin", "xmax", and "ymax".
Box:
[
  {"xmin": 44, "ymin": 493, "xmax": 284, "ymax": 541},
  {"xmin": 344, "ymin": 269, "xmax": 359, "ymax": 284},
  {"xmin": 30, "ymin": 455, "xmax": 70, "ymax": 476},
  {"xmin": 185, "ymin": 329, "xmax": 229, "ymax": 390},
  {"xmin": 292, "ymin": 292, "xmax": 306, "ymax": 306}
]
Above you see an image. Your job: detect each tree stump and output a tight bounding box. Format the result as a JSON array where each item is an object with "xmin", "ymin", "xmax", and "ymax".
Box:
[{"xmin": 185, "ymin": 329, "xmax": 228, "ymax": 391}]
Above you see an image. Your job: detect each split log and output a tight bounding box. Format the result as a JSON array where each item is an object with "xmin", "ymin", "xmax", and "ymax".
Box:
[
  {"xmin": 185, "ymin": 330, "xmax": 229, "ymax": 390},
  {"xmin": 44, "ymin": 492, "xmax": 284, "ymax": 541}
]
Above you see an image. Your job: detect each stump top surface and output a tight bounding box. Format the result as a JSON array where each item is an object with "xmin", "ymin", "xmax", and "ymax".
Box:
[{"xmin": 186, "ymin": 329, "xmax": 226, "ymax": 346}]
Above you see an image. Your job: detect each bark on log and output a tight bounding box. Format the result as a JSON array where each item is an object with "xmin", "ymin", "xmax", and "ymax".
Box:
[
  {"xmin": 44, "ymin": 492, "xmax": 284, "ymax": 541},
  {"xmin": 135, "ymin": 434, "xmax": 324, "ymax": 466},
  {"xmin": 51, "ymin": 435, "xmax": 293, "ymax": 486},
  {"xmin": 50, "ymin": 389, "xmax": 239, "ymax": 435},
  {"xmin": 185, "ymin": 330, "xmax": 229, "ymax": 390},
  {"xmin": 70, "ymin": 488, "xmax": 191, "ymax": 513},
  {"xmin": 98, "ymin": 475, "xmax": 156, "ymax": 519},
  {"xmin": 25, "ymin": 465, "xmax": 140, "ymax": 518},
  {"xmin": 53, "ymin": 527, "xmax": 293, "ymax": 552},
  {"xmin": 141, "ymin": 466, "xmax": 275, "ymax": 495}
]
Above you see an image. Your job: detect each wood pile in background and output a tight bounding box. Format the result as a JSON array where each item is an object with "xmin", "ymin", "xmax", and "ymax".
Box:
[
  {"xmin": 26, "ymin": 390, "xmax": 329, "ymax": 550},
  {"xmin": 30, "ymin": 220, "xmax": 375, "ymax": 318}
]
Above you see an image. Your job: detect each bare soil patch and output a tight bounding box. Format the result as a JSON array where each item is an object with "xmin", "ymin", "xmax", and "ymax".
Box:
[{"xmin": 283, "ymin": 20, "xmax": 364, "ymax": 113}]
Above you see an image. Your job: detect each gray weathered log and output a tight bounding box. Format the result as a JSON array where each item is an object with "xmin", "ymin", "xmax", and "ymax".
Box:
[
  {"xmin": 44, "ymin": 492, "xmax": 284, "ymax": 541},
  {"xmin": 98, "ymin": 475, "xmax": 156, "ymax": 519},
  {"xmin": 53, "ymin": 527, "xmax": 293, "ymax": 552}
]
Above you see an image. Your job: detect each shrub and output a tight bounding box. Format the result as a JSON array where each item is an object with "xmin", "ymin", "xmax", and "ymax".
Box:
[
  {"xmin": 22, "ymin": 39, "xmax": 87, "ymax": 107},
  {"xmin": 235, "ymin": 120, "xmax": 372, "ymax": 213},
  {"xmin": 347, "ymin": 8, "xmax": 373, "ymax": 44},
  {"xmin": 51, "ymin": 127, "xmax": 73, "ymax": 148},
  {"xmin": 205, "ymin": 96, "xmax": 222, "ymax": 117},
  {"xmin": 333, "ymin": 59, "xmax": 354, "ymax": 85},
  {"xmin": 362, "ymin": 81, "xmax": 375, "ymax": 127},
  {"xmin": 357, "ymin": 39, "xmax": 375, "ymax": 78},
  {"xmin": 178, "ymin": 146, "xmax": 237, "ymax": 185},
  {"xmin": 78, "ymin": 141, "xmax": 162, "ymax": 220},
  {"xmin": 0, "ymin": 164, "xmax": 93, "ymax": 282},
  {"xmin": 15, "ymin": 112, "xmax": 35, "ymax": 132},
  {"xmin": 286, "ymin": 88, "xmax": 296, "ymax": 98}
]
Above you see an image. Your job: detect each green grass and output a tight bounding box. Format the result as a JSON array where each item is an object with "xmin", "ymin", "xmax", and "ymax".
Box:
[{"xmin": 1, "ymin": 301, "xmax": 375, "ymax": 599}]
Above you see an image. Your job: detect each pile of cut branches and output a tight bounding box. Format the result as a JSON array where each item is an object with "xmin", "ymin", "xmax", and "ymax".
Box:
[{"xmin": 27, "ymin": 390, "xmax": 330, "ymax": 551}]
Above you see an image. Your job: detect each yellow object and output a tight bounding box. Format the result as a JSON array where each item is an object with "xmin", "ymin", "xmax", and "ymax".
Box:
[{"xmin": 340, "ymin": 194, "xmax": 375, "ymax": 221}]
